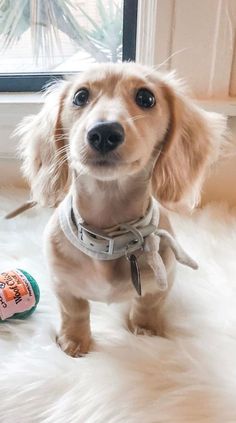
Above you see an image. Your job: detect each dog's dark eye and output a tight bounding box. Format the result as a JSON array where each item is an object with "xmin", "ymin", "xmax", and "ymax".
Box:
[
  {"xmin": 135, "ymin": 88, "xmax": 156, "ymax": 109},
  {"xmin": 73, "ymin": 88, "xmax": 89, "ymax": 107}
]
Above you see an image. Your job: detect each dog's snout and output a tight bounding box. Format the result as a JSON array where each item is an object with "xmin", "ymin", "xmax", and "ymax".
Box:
[{"xmin": 87, "ymin": 121, "xmax": 124, "ymax": 154}]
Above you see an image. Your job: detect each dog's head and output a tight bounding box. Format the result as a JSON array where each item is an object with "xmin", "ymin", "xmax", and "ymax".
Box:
[{"xmin": 17, "ymin": 62, "xmax": 227, "ymax": 208}]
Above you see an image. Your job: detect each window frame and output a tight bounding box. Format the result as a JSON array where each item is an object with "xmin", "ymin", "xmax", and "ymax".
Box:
[{"xmin": 0, "ymin": 0, "xmax": 138, "ymax": 92}]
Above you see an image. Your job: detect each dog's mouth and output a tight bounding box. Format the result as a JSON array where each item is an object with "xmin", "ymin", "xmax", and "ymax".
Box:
[
  {"xmin": 82, "ymin": 151, "xmax": 123, "ymax": 168},
  {"xmin": 74, "ymin": 149, "xmax": 141, "ymax": 180},
  {"xmin": 76, "ymin": 152, "xmax": 132, "ymax": 180},
  {"xmin": 87, "ymin": 157, "xmax": 121, "ymax": 168}
]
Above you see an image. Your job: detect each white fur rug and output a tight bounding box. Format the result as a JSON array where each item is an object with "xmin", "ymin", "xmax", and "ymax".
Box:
[{"xmin": 1, "ymin": 189, "xmax": 236, "ymax": 423}]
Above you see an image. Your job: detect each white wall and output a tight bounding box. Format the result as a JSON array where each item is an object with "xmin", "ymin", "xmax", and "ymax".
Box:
[
  {"xmin": 137, "ymin": 0, "xmax": 236, "ymax": 100},
  {"xmin": 0, "ymin": 95, "xmax": 41, "ymax": 187},
  {"xmin": 201, "ymin": 117, "xmax": 236, "ymax": 206}
]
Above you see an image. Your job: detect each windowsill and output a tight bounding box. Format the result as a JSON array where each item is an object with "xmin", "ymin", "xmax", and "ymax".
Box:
[
  {"xmin": 0, "ymin": 93, "xmax": 236, "ymax": 115},
  {"xmin": 0, "ymin": 92, "xmax": 43, "ymax": 104},
  {"xmin": 196, "ymin": 99, "xmax": 236, "ymax": 116}
]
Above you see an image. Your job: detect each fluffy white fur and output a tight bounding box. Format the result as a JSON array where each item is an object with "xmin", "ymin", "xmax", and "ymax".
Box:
[{"xmin": 1, "ymin": 189, "xmax": 236, "ymax": 423}]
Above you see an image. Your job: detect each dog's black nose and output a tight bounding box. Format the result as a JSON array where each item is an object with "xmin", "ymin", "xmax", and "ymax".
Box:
[{"xmin": 87, "ymin": 121, "xmax": 124, "ymax": 154}]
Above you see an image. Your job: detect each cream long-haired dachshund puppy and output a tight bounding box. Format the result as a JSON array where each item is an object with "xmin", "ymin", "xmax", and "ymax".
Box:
[{"xmin": 17, "ymin": 63, "xmax": 226, "ymax": 357}]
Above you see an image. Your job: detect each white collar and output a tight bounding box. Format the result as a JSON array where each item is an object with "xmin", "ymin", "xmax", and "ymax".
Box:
[{"xmin": 58, "ymin": 194, "xmax": 158, "ymax": 260}]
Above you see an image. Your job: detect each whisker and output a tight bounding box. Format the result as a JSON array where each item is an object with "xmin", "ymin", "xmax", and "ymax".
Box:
[
  {"xmin": 73, "ymin": 165, "xmax": 89, "ymax": 183},
  {"xmin": 124, "ymin": 115, "xmax": 146, "ymax": 124},
  {"xmin": 47, "ymin": 159, "xmax": 68, "ymax": 175},
  {"xmin": 144, "ymin": 48, "xmax": 189, "ymax": 77},
  {"xmin": 53, "ymin": 146, "xmax": 70, "ymax": 159}
]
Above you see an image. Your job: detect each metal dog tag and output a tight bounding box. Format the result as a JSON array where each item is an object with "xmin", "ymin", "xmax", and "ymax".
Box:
[{"xmin": 128, "ymin": 254, "xmax": 142, "ymax": 296}]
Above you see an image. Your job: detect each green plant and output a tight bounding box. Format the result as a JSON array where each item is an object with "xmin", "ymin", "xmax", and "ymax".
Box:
[
  {"xmin": 79, "ymin": 0, "xmax": 122, "ymax": 62},
  {"xmin": 0, "ymin": 0, "xmax": 122, "ymax": 66}
]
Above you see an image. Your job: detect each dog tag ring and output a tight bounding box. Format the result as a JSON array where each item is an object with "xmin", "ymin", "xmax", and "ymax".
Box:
[{"xmin": 128, "ymin": 254, "xmax": 142, "ymax": 296}]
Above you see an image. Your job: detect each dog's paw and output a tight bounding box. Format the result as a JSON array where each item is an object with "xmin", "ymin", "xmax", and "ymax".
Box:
[
  {"xmin": 56, "ymin": 333, "xmax": 91, "ymax": 358},
  {"xmin": 132, "ymin": 326, "xmax": 156, "ymax": 337}
]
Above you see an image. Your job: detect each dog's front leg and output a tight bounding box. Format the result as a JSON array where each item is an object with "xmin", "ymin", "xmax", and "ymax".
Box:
[
  {"xmin": 56, "ymin": 292, "xmax": 91, "ymax": 357},
  {"xmin": 129, "ymin": 292, "xmax": 166, "ymax": 337}
]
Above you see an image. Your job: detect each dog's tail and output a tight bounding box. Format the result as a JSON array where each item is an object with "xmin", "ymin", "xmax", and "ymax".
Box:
[{"xmin": 5, "ymin": 201, "xmax": 37, "ymax": 219}]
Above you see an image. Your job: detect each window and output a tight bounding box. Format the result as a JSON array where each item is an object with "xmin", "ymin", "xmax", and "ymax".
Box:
[{"xmin": 0, "ymin": 0, "xmax": 138, "ymax": 91}]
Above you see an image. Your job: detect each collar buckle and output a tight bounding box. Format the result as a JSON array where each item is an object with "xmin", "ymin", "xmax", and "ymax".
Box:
[{"xmin": 78, "ymin": 222, "xmax": 115, "ymax": 255}]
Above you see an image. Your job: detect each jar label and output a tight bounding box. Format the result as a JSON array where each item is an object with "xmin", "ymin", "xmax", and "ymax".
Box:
[{"xmin": 0, "ymin": 270, "xmax": 36, "ymax": 320}]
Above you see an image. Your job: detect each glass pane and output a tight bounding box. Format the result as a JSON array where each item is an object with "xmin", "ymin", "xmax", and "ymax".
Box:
[{"xmin": 0, "ymin": 0, "xmax": 123, "ymax": 73}]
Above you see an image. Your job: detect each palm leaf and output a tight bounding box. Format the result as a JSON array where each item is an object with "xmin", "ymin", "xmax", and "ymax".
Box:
[
  {"xmin": 79, "ymin": 0, "xmax": 123, "ymax": 62},
  {"xmin": 0, "ymin": 0, "xmax": 122, "ymax": 66}
]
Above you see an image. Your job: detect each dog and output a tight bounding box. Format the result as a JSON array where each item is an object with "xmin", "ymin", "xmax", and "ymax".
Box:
[{"xmin": 17, "ymin": 62, "xmax": 227, "ymax": 357}]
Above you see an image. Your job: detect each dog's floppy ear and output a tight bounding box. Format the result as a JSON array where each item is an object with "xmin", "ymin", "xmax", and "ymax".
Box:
[
  {"xmin": 17, "ymin": 80, "xmax": 70, "ymax": 207},
  {"xmin": 152, "ymin": 77, "xmax": 227, "ymax": 209}
]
